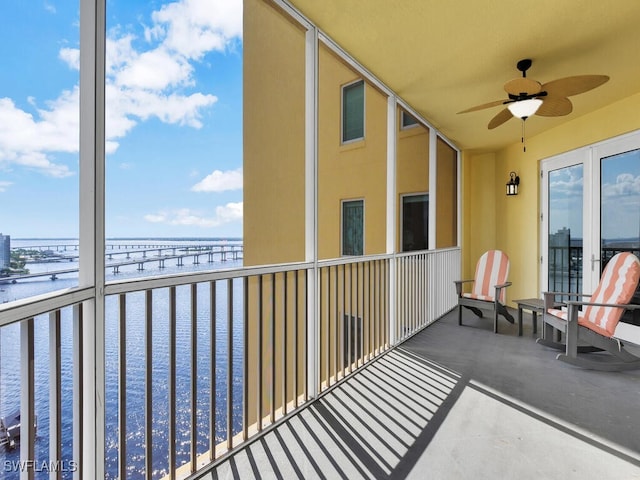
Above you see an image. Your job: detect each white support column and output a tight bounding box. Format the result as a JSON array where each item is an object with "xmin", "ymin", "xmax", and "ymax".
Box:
[
  {"xmin": 305, "ymin": 26, "xmax": 319, "ymax": 398},
  {"xmin": 79, "ymin": 0, "xmax": 106, "ymax": 477},
  {"xmin": 429, "ymin": 129, "xmax": 438, "ymax": 250},
  {"xmin": 386, "ymin": 96, "xmax": 397, "ymax": 345},
  {"xmin": 457, "ymin": 149, "xmax": 462, "ymax": 248}
]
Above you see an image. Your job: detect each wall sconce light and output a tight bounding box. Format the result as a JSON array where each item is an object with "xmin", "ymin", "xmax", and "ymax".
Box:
[{"xmin": 506, "ymin": 172, "xmax": 520, "ymax": 196}]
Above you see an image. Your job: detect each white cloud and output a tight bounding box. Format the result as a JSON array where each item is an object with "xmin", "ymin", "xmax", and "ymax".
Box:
[
  {"xmin": 144, "ymin": 213, "xmax": 166, "ymax": 223},
  {"xmin": 0, "ymin": 181, "xmax": 12, "ymax": 192},
  {"xmin": 602, "ymin": 173, "xmax": 640, "ymax": 198},
  {"xmin": 144, "ymin": 202, "xmax": 243, "ymax": 228},
  {"xmin": 151, "ymin": 0, "xmax": 242, "ymax": 60},
  {"xmin": 0, "ymin": 0, "xmax": 241, "ymax": 177},
  {"xmin": 192, "ymin": 168, "xmax": 242, "ymax": 192},
  {"xmin": 115, "ymin": 47, "xmax": 194, "ymax": 90},
  {"xmin": 59, "ymin": 48, "xmax": 80, "ymax": 70},
  {"xmin": 0, "ymin": 97, "xmax": 75, "ymax": 177}
]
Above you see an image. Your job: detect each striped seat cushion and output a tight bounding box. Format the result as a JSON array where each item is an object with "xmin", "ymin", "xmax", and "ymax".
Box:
[
  {"xmin": 462, "ymin": 293, "xmax": 496, "ymax": 301},
  {"xmin": 466, "ymin": 250, "xmax": 510, "ymax": 303},
  {"xmin": 547, "ymin": 252, "xmax": 640, "ymax": 337}
]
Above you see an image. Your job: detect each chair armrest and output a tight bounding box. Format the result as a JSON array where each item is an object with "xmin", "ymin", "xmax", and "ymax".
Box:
[
  {"xmin": 565, "ymin": 300, "xmax": 640, "ymax": 310},
  {"xmin": 543, "ymin": 291, "xmax": 591, "ymax": 309},
  {"xmin": 493, "ymin": 282, "xmax": 512, "ymax": 304},
  {"xmin": 543, "ymin": 291, "xmax": 592, "ymax": 298},
  {"xmin": 454, "ymin": 279, "xmax": 473, "ymax": 296}
]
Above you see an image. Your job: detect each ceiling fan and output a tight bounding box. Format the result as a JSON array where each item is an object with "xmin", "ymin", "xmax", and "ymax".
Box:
[{"xmin": 458, "ymin": 59, "xmax": 609, "ymax": 130}]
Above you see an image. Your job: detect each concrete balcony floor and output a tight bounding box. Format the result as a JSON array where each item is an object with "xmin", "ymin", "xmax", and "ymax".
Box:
[{"xmin": 205, "ymin": 309, "xmax": 640, "ymax": 479}]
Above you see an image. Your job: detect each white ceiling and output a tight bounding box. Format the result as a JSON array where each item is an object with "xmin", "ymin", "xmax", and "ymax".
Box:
[{"xmin": 288, "ymin": 0, "xmax": 640, "ymax": 152}]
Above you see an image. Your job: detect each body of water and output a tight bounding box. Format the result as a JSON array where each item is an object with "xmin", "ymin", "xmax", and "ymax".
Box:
[{"xmin": 1, "ymin": 238, "xmax": 245, "ymax": 479}]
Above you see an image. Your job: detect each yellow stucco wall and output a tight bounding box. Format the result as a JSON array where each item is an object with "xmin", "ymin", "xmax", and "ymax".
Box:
[
  {"xmin": 317, "ymin": 45, "xmax": 388, "ymax": 260},
  {"xmin": 243, "ymin": 0, "xmax": 306, "ymax": 267},
  {"xmin": 462, "ymin": 92, "xmax": 640, "ymax": 305}
]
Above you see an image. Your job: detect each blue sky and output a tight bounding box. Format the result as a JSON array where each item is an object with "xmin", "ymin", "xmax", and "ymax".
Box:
[{"xmin": 0, "ymin": 0, "xmax": 243, "ymax": 239}]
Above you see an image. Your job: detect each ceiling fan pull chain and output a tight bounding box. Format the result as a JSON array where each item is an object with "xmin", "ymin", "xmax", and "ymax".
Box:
[{"xmin": 522, "ymin": 120, "xmax": 526, "ymax": 152}]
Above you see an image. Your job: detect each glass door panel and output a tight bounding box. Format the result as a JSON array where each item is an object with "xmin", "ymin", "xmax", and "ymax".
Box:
[
  {"xmin": 547, "ymin": 164, "xmax": 584, "ymax": 294},
  {"xmin": 598, "ymin": 147, "xmax": 640, "ymax": 324}
]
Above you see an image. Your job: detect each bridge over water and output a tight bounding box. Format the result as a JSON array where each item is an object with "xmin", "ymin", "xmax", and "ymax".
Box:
[{"xmin": 4, "ymin": 243, "xmax": 243, "ymax": 283}]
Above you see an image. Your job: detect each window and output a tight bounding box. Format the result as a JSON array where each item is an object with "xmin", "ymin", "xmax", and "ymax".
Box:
[
  {"xmin": 342, "ymin": 80, "xmax": 364, "ymax": 142},
  {"xmin": 342, "ymin": 200, "xmax": 364, "ymax": 255},
  {"xmin": 402, "ymin": 194, "xmax": 429, "ymax": 251},
  {"xmin": 401, "ymin": 111, "xmax": 419, "ymax": 129}
]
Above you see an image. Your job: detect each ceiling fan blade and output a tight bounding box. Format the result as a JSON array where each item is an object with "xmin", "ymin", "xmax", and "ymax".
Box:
[
  {"xmin": 457, "ymin": 99, "xmax": 507, "ymax": 114},
  {"xmin": 536, "ymin": 96, "xmax": 573, "ymax": 117},
  {"xmin": 488, "ymin": 108, "xmax": 513, "ymax": 129},
  {"xmin": 504, "ymin": 77, "xmax": 542, "ymax": 96},
  {"xmin": 542, "ymin": 75, "xmax": 609, "ymax": 97}
]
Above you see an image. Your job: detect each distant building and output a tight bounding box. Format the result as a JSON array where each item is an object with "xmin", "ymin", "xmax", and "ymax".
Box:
[{"xmin": 0, "ymin": 233, "xmax": 9, "ymax": 270}]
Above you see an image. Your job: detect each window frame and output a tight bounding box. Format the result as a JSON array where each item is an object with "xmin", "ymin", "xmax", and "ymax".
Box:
[
  {"xmin": 400, "ymin": 110, "xmax": 419, "ymax": 130},
  {"xmin": 341, "ymin": 79, "xmax": 365, "ymax": 144},
  {"xmin": 341, "ymin": 198, "xmax": 365, "ymax": 256},
  {"xmin": 400, "ymin": 192, "xmax": 429, "ymax": 252}
]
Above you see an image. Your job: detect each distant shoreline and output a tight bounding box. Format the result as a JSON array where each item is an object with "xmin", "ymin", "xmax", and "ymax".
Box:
[{"xmin": 13, "ymin": 237, "xmax": 243, "ymax": 241}]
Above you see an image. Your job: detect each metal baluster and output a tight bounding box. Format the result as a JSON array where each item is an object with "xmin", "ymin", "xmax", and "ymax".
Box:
[
  {"xmin": 348, "ymin": 263, "xmax": 353, "ymax": 374},
  {"xmin": 321, "ymin": 268, "xmax": 327, "ymax": 389},
  {"xmin": 365, "ymin": 261, "xmax": 369, "ymax": 361},
  {"xmin": 293, "ymin": 271, "xmax": 299, "ymax": 409},
  {"xmin": 169, "ymin": 286, "xmax": 177, "ymax": 479},
  {"xmin": 270, "ymin": 274, "xmax": 276, "ymax": 423},
  {"xmin": 282, "ymin": 272, "xmax": 288, "ymax": 415},
  {"xmin": 118, "ymin": 294, "xmax": 127, "ymax": 480},
  {"xmin": 20, "ymin": 318, "xmax": 35, "ymax": 480},
  {"xmin": 145, "ymin": 290, "xmax": 153, "ymax": 478},
  {"xmin": 355, "ymin": 262, "xmax": 360, "ymax": 368},
  {"xmin": 72, "ymin": 304, "xmax": 83, "ymax": 480},
  {"xmin": 209, "ymin": 281, "xmax": 216, "ymax": 461},
  {"xmin": 190, "ymin": 284, "xmax": 198, "ymax": 473},
  {"xmin": 257, "ymin": 275, "xmax": 263, "ymax": 432},
  {"xmin": 333, "ymin": 266, "xmax": 338, "ymax": 384},
  {"xmin": 226, "ymin": 279, "xmax": 234, "ymax": 450},
  {"xmin": 243, "ymin": 277, "xmax": 249, "ymax": 441},
  {"xmin": 302, "ymin": 271, "xmax": 308, "ymax": 402},
  {"xmin": 340, "ymin": 265, "xmax": 345, "ymax": 378},
  {"xmin": 49, "ymin": 310, "xmax": 62, "ymax": 480},
  {"xmin": 383, "ymin": 260, "xmax": 388, "ymax": 348}
]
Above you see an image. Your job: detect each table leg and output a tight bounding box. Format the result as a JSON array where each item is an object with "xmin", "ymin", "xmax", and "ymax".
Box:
[
  {"xmin": 517, "ymin": 306, "xmax": 523, "ymax": 336},
  {"xmin": 532, "ymin": 311, "xmax": 537, "ymax": 334}
]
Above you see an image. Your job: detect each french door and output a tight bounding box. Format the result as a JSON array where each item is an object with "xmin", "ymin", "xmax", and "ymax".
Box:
[{"xmin": 541, "ymin": 131, "xmax": 640, "ymax": 320}]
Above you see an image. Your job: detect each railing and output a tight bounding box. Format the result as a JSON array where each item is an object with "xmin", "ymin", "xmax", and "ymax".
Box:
[
  {"xmin": 548, "ymin": 245, "xmax": 640, "ymax": 295},
  {"xmin": 548, "ymin": 245, "xmax": 583, "ymax": 294},
  {"xmin": 0, "ymin": 248, "xmax": 460, "ymax": 479}
]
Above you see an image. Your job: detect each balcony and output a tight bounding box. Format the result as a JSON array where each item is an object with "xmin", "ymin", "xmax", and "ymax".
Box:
[
  {"xmin": 2, "ymin": 246, "xmax": 639, "ymax": 479},
  {"xmin": 0, "ymin": 248, "xmax": 461, "ymax": 479}
]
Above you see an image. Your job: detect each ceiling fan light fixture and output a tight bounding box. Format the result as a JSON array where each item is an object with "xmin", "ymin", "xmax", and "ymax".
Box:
[{"xmin": 508, "ymin": 98, "xmax": 543, "ymax": 119}]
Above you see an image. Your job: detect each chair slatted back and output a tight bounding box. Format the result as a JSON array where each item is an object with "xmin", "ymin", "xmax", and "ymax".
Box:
[
  {"xmin": 582, "ymin": 252, "xmax": 640, "ymax": 337},
  {"xmin": 471, "ymin": 250, "xmax": 510, "ymax": 302}
]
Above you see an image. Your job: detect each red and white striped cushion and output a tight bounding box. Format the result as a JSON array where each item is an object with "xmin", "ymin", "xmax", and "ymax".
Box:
[
  {"xmin": 463, "ymin": 250, "xmax": 510, "ymax": 303},
  {"xmin": 547, "ymin": 252, "xmax": 640, "ymax": 337}
]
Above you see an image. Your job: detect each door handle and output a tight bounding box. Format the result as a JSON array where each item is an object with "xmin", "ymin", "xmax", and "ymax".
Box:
[{"xmin": 591, "ymin": 254, "xmax": 600, "ymax": 272}]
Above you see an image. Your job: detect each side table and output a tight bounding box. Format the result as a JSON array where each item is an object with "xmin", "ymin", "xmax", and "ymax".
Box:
[{"xmin": 513, "ymin": 298, "xmax": 545, "ymax": 337}]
